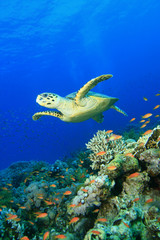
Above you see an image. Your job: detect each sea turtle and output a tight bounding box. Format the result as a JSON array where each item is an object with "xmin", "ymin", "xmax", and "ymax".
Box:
[{"xmin": 32, "ymin": 74, "xmax": 127, "ymax": 123}]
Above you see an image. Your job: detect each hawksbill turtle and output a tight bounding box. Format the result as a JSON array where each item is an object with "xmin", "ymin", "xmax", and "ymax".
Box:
[{"xmin": 32, "ymin": 74, "xmax": 127, "ymax": 123}]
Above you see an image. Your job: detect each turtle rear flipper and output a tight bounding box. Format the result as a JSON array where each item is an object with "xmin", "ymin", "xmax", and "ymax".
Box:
[
  {"xmin": 75, "ymin": 74, "xmax": 113, "ymax": 106},
  {"xmin": 92, "ymin": 113, "xmax": 104, "ymax": 123},
  {"xmin": 32, "ymin": 111, "xmax": 63, "ymax": 121},
  {"xmin": 111, "ymin": 105, "xmax": 128, "ymax": 116}
]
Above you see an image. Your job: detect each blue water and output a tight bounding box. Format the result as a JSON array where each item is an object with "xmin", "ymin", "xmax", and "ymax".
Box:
[{"xmin": 0, "ymin": 0, "xmax": 160, "ymax": 169}]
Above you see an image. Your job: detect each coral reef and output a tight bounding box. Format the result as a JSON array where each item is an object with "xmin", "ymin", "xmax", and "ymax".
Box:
[{"xmin": 0, "ymin": 125, "xmax": 160, "ymax": 239}]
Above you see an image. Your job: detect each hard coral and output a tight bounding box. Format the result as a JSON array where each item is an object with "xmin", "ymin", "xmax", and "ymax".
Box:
[
  {"xmin": 68, "ymin": 175, "xmax": 114, "ymax": 215},
  {"xmin": 139, "ymin": 148, "xmax": 160, "ymax": 177},
  {"xmin": 86, "ymin": 130, "xmax": 126, "ymax": 170}
]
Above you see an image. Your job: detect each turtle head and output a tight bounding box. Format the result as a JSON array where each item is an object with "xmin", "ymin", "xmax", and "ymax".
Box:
[{"xmin": 36, "ymin": 92, "xmax": 61, "ymax": 109}]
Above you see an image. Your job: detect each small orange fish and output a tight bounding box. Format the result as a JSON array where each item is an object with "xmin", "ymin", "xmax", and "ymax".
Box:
[
  {"xmin": 43, "ymin": 231, "xmax": 49, "ymax": 240},
  {"xmin": 69, "ymin": 204, "xmax": 76, "ymax": 208},
  {"xmin": 143, "ymin": 130, "xmax": 152, "ymax": 135},
  {"xmin": 50, "ymin": 184, "xmax": 56, "ymax": 188},
  {"xmin": 2, "ymin": 187, "xmax": 8, "ymax": 190},
  {"xmin": 123, "ymin": 221, "xmax": 130, "ymax": 228},
  {"xmin": 130, "ymin": 118, "xmax": 136, "ymax": 122},
  {"xmin": 91, "ymin": 230, "xmax": 101, "ymax": 235},
  {"xmin": 127, "ymin": 172, "xmax": 140, "ymax": 179},
  {"xmin": 155, "ymin": 115, "xmax": 159, "ymax": 117},
  {"xmin": 44, "ymin": 200, "xmax": 55, "ymax": 205},
  {"xmin": 133, "ymin": 197, "xmax": 140, "ymax": 202},
  {"xmin": 96, "ymin": 151, "xmax": 106, "ymax": 156},
  {"xmin": 60, "ymin": 175, "xmax": 65, "ymax": 178},
  {"xmin": 145, "ymin": 198, "xmax": 153, "ymax": 204},
  {"xmin": 107, "ymin": 166, "xmax": 117, "ymax": 170},
  {"xmin": 36, "ymin": 213, "xmax": 48, "ymax": 218},
  {"xmin": 142, "ymin": 113, "xmax": 152, "ymax": 118},
  {"xmin": 6, "ymin": 183, "xmax": 12, "ymax": 186},
  {"xmin": 145, "ymin": 120, "xmax": 150, "ymax": 124},
  {"xmin": 71, "ymin": 177, "xmax": 75, "ymax": 181},
  {"xmin": 81, "ymin": 189, "xmax": 88, "ymax": 192},
  {"xmin": 93, "ymin": 209, "xmax": 99, "ymax": 213},
  {"xmin": 155, "ymin": 93, "xmax": 160, "ymax": 96},
  {"xmin": 139, "ymin": 142, "xmax": 144, "ymax": 147},
  {"xmin": 20, "ymin": 237, "xmax": 30, "ymax": 240},
  {"xmin": 90, "ymin": 180, "xmax": 95, "ymax": 184},
  {"xmin": 19, "ymin": 206, "xmax": 26, "ymax": 209},
  {"xmin": 106, "ymin": 130, "xmax": 113, "ymax": 134},
  {"xmin": 28, "ymin": 221, "xmax": 34, "ymax": 225},
  {"xmin": 140, "ymin": 124, "xmax": 146, "ymax": 128},
  {"xmin": 157, "ymin": 136, "xmax": 160, "ymax": 141},
  {"xmin": 69, "ymin": 217, "xmax": 79, "ymax": 224},
  {"xmin": 96, "ymin": 218, "xmax": 107, "ymax": 222},
  {"xmin": 125, "ymin": 153, "xmax": 134, "ymax": 158},
  {"xmin": 63, "ymin": 191, "xmax": 72, "ymax": 195},
  {"xmin": 143, "ymin": 97, "xmax": 148, "ymax": 101},
  {"xmin": 140, "ymin": 120, "xmax": 145, "ymax": 123},
  {"xmin": 55, "ymin": 235, "xmax": 66, "ymax": 239},
  {"xmin": 6, "ymin": 214, "xmax": 18, "ymax": 220},
  {"xmin": 153, "ymin": 104, "xmax": 160, "ymax": 110},
  {"xmin": 109, "ymin": 134, "xmax": 122, "ymax": 141}
]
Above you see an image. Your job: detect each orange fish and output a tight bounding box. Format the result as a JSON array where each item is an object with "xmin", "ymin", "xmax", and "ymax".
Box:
[
  {"xmin": 69, "ymin": 204, "xmax": 76, "ymax": 208},
  {"xmin": 143, "ymin": 130, "xmax": 152, "ymax": 135},
  {"xmin": 125, "ymin": 153, "xmax": 134, "ymax": 158},
  {"xmin": 28, "ymin": 221, "xmax": 34, "ymax": 225},
  {"xmin": 127, "ymin": 172, "xmax": 140, "ymax": 179},
  {"xmin": 96, "ymin": 151, "xmax": 106, "ymax": 156},
  {"xmin": 145, "ymin": 198, "xmax": 153, "ymax": 204},
  {"xmin": 123, "ymin": 221, "xmax": 130, "ymax": 228},
  {"xmin": 69, "ymin": 217, "xmax": 79, "ymax": 224},
  {"xmin": 71, "ymin": 177, "xmax": 75, "ymax": 181},
  {"xmin": 21, "ymin": 237, "xmax": 30, "ymax": 240},
  {"xmin": 140, "ymin": 120, "xmax": 145, "ymax": 123},
  {"xmin": 107, "ymin": 166, "xmax": 117, "ymax": 170},
  {"xmin": 109, "ymin": 134, "xmax": 122, "ymax": 141},
  {"xmin": 96, "ymin": 218, "xmax": 107, "ymax": 222},
  {"xmin": 145, "ymin": 120, "xmax": 150, "ymax": 124},
  {"xmin": 63, "ymin": 191, "xmax": 72, "ymax": 195},
  {"xmin": 44, "ymin": 200, "xmax": 55, "ymax": 205},
  {"xmin": 155, "ymin": 93, "xmax": 160, "ymax": 96},
  {"xmin": 139, "ymin": 142, "xmax": 144, "ymax": 147},
  {"xmin": 153, "ymin": 105, "xmax": 160, "ymax": 110},
  {"xmin": 55, "ymin": 235, "xmax": 66, "ymax": 239},
  {"xmin": 157, "ymin": 136, "xmax": 160, "ymax": 141},
  {"xmin": 93, "ymin": 209, "xmax": 99, "ymax": 213},
  {"xmin": 130, "ymin": 118, "xmax": 136, "ymax": 122},
  {"xmin": 143, "ymin": 97, "xmax": 148, "ymax": 101},
  {"xmin": 155, "ymin": 115, "xmax": 159, "ymax": 117},
  {"xmin": 142, "ymin": 113, "xmax": 152, "ymax": 118},
  {"xmin": 50, "ymin": 184, "xmax": 56, "ymax": 188},
  {"xmin": 36, "ymin": 213, "xmax": 48, "ymax": 218},
  {"xmin": 81, "ymin": 189, "xmax": 88, "ymax": 192},
  {"xmin": 140, "ymin": 124, "xmax": 146, "ymax": 128},
  {"xmin": 91, "ymin": 230, "xmax": 101, "ymax": 234},
  {"xmin": 90, "ymin": 180, "xmax": 95, "ymax": 184},
  {"xmin": 106, "ymin": 130, "xmax": 113, "ymax": 134},
  {"xmin": 43, "ymin": 231, "xmax": 49, "ymax": 240},
  {"xmin": 133, "ymin": 197, "xmax": 140, "ymax": 202},
  {"xmin": 6, "ymin": 214, "xmax": 18, "ymax": 220},
  {"xmin": 19, "ymin": 206, "xmax": 26, "ymax": 209}
]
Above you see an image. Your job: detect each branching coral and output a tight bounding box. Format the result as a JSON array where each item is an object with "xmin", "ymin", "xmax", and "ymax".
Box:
[{"xmin": 86, "ymin": 130, "xmax": 127, "ymax": 170}]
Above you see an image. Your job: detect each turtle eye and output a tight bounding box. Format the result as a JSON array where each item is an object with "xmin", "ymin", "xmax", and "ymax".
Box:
[{"xmin": 42, "ymin": 93, "xmax": 48, "ymax": 97}]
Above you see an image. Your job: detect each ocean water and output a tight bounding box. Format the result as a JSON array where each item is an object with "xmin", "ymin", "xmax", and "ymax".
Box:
[{"xmin": 0, "ymin": 0, "xmax": 160, "ymax": 170}]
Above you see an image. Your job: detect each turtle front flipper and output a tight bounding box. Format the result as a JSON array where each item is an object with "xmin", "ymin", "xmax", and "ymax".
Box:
[
  {"xmin": 32, "ymin": 111, "xmax": 63, "ymax": 121},
  {"xmin": 75, "ymin": 74, "xmax": 113, "ymax": 105}
]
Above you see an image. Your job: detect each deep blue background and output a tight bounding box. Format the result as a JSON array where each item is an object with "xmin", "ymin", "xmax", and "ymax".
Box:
[{"xmin": 0, "ymin": 0, "xmax": 160, "ymax": 169}]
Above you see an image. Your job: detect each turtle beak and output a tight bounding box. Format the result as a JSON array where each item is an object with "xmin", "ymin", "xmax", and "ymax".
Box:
[{"xmin": 36, "ymin": 94, "xmax": 47, "ymax": 106}]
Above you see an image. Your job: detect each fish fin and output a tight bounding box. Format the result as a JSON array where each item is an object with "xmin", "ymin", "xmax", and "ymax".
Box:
[{"xmin": 111, "ymin": 105, "xmax": 128, "ymax": 116}]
